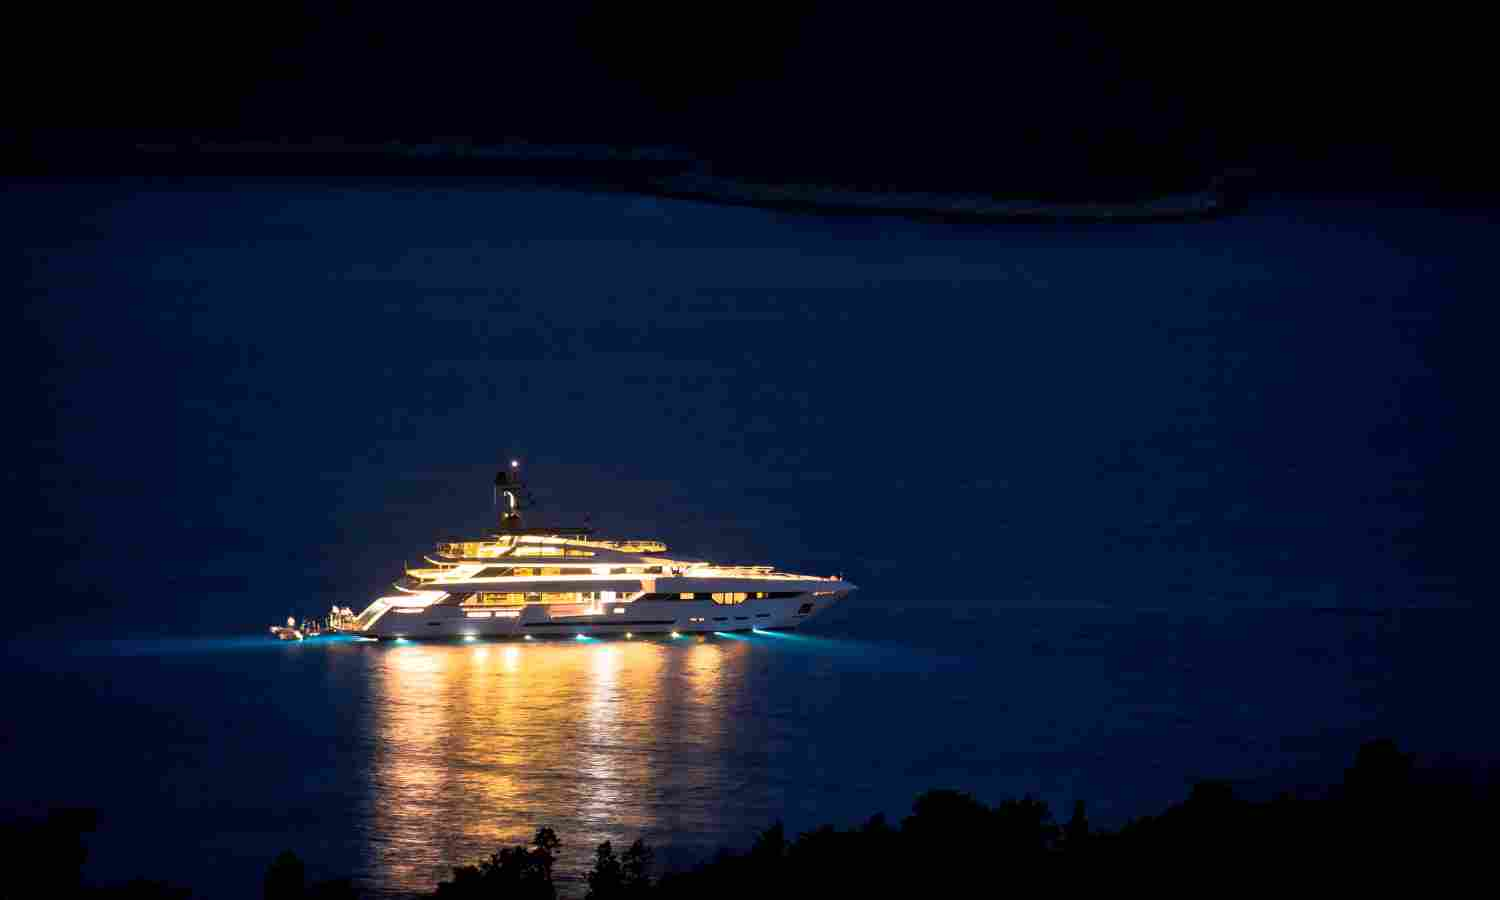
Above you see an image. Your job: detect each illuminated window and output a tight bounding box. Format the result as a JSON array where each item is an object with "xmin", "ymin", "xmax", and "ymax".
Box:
[
  {"xmin": 514, "ymin": 546, "xmax": 563, "ymax": 557},
  {"xmin": 679, "ymin": 592, "xmax": 694, "ymax": 600},
  {"xmin": 459, "ymin": 591, "xmax": 600, "ymax": 606},
  {"xmin": 463, "ymin": 592, "xmax": 526, "ymax": 607}
]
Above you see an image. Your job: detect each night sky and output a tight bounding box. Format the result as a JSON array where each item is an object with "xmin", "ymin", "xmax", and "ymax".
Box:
[
  {"xmin": 9, "ymin": 4, "xmax": 1491, "ymax": 193},
  {"xmin": 8, "ymin": 4, "xmax": 1486, "ymax": 637}
]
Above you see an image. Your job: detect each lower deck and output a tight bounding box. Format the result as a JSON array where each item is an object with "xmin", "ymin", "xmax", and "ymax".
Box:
[{"xmin": 360, "ymin": 592, "xmax": 842, "ymax": 639}]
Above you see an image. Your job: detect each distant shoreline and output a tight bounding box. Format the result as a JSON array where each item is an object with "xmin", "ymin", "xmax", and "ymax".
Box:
[
  {"xmin": 641, "ymin": 171, "xmax": 1242, "ymax": 224},
  {"xmin": 9, "ymin": 140, "xmax": 1247, "ymax": 224}
]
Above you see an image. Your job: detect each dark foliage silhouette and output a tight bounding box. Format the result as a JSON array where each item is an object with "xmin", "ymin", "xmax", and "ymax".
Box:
[
  {"xmin": 1062, "ymin": 799, "xmax": 1089, "ymax": 853},
  {"xmin": 262, "ymin": 850, "xmax": 360, "ymax": 900},
  {"xmin": 6, "ymin": 740, "xmax": 1489, "ymax": 897},
  {"xmin": 0, "ymin": 807, "xmax": 96, "ymax": 898},
  {"xmin": 433, "ymin": 827, "xmax": 561, "ymax": 900},
  {"xmin": 264, "ymin": 850, "xmax": 305, "ymax": 900},
  {"xmin": 585, "ymin": 837, "xmax": 653, "ymax": 899},
  {"xmin": 646, "ymin": 740, "xmax": 1488, "ymax": 895},
  {"xmin": 619, "ymin": 838, "xmax": 653, "ymax": 896},
  {"xmin": 585, "ymin": 840, "xmax": 623, "ymax": 899}
]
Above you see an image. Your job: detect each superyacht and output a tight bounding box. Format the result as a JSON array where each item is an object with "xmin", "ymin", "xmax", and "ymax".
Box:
[{"xmin": 342, "ymin": 462, "xmax": 856, "ymax": 639}]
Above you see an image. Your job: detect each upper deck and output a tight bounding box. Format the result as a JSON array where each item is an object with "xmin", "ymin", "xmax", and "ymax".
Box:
[
  {"xmin": 436, "ymin": 533, "xmax": 670, "ymax": 562},
  {"xmin": 407, "ymin": 530, "xmax": 837, "ymax": 589}
]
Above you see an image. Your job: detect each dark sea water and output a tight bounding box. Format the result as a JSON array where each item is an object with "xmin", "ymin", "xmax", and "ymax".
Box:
[
  {"xmin": 3, "ymin": 606, "xmax": 1494, "ymax": 897},
  {"xmin": 8, "ymin": 181, "xmax": 1485, "ymax": 895}
]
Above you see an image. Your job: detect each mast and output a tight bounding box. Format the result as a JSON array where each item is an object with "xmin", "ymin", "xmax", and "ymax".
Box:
[
  {"xmin": 489, "ymin": 459, "xmax": 592, "ymax": 536},
  {"xmin": 494, "ymin": 458, "xmax": 528, "ymax": 531}
]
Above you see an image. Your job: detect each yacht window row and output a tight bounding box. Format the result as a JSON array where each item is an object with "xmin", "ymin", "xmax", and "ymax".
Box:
[
  {"xmin": 471, "ymin": 565, "xmax": 665, "ymax": 578},
  {"xmin": 461, "ymin": 590, "xmax": 623, "ymax": 607},
  {"xmin": 441, "ymin": 542, "xmax": 596, "ymax": 559},
  {"xmin": 639, "ymin": 591, "xmax": 804, "ymax": 604},
  {"xmin": 454, "ymin": 590, "xmax": 805, "ymax": 607}
]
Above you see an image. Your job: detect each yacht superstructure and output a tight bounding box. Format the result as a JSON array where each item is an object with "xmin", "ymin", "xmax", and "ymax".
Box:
[{"xmin": 344, "ymin": 462, "xmax": 856, "ymax": 639}]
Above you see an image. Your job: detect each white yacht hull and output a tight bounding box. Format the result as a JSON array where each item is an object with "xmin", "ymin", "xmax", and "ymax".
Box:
[{"xmin": 361, "ymin": 592, "xmax": 844, "ymax": 640}]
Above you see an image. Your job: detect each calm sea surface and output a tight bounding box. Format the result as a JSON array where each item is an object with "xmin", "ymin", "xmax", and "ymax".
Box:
[
  {"xmin": 9, "ymin": 182, "xmax": 1484, "ymax": 895},
  {"xmin": 2, "ymin": 606, "xmax": 1492, "ymax": 897}
]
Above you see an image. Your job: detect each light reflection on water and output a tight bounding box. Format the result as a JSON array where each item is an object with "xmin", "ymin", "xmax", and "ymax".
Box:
[
  {"xmin": 3, "ymin": 611, "xmax": 1486, "ymax": 900},
  {"xmin": 365, "ymin": 639, "xmax": 743, "ymax": 895}
]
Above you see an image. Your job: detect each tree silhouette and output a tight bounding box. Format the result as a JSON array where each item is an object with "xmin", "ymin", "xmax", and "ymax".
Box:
[
  {"xmin": 620, "ymin": 838, "xmax": 654, "ymax": 897},
  {"xmin": 1, "ymin": 807, "xmax": 96, "ymax": 898},
  {"xmin": 900, "ymin": 789, "xmax": 999, "ymax": 892},
  {"xmin": 583, "ymin": 837, "xmax": 654, "ymax": 899},
  {"xmin": 992, "ymin": 795, "xmax": 1057, "ymax": 856},
  {"xmin": 264, "ymin": 851, "xmax": 305, "ymax": 900},
  {"xmin": 434, "ymin": 827, "xmax": 560, "ymax": 900},
  {"xmin": 748, "ymin": 821, "xmax": 785, "ymax": 864},
  {"xmin": 306, "ymin": 877, "xmax": 360, "ymax": 899},
  {"xmin": 1063, "ymin": 800, "xmax": 1090, "ymax": 851},
  {"xmin": 585, "ymin": 841, "xmax": 622, "ymax": 899},
  {"xmin": 16, "ymin": 738, "xmax": 1490, "ymax": 898},
  {"xmin": 1344, "ymin": 738, "xmax": 1415, "ymax": 803}
]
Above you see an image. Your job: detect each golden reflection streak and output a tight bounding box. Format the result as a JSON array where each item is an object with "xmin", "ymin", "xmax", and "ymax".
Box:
[
  {"xmin": 368, "ymin": 646, "xmax": 453, "ymax": 889},
  {"xmin": 366, "ymin": 639, "xmax": 733, "ymax": 895}
]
